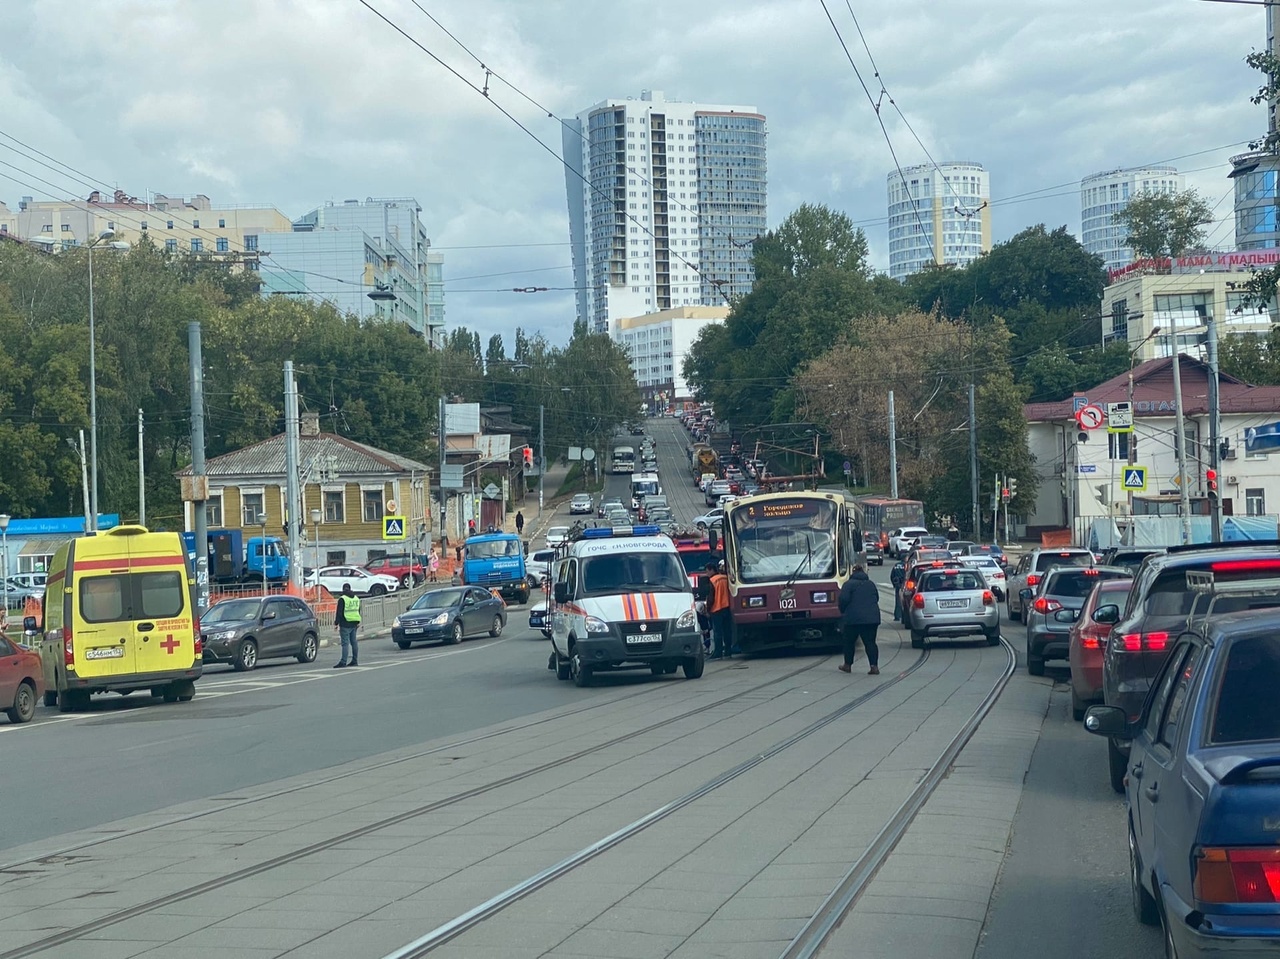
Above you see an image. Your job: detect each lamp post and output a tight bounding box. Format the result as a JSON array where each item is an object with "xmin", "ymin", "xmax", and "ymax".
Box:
[
  {"xmin": 1125, "ymin": 323, "xmax": 1161, "ymax": 529},
  {"xmin": 0, "ymin": 514, "xmax": 9, "ymax": 617},
  {"xmin": 256, "ymin": 511, "xmax": 268, "ymax": 599},
  {"xmin": 310, "ymin": 508, "xmax": 323, "ymax": 585},
  {"xmin": 86, "ymin": 228, "xmax": 117, "ymax": 532}
]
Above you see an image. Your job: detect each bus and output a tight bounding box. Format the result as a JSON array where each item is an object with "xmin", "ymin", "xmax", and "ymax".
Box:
[
  {"xmin": 611, "ymin": 445, "xmax": 636, "ymax": 475},
  {"xmin": 854, "ymin": 496, "xmax": 926, "ymax": 549},
  {"xmin": 721, "ymin": 491, "xmax": 862, "ymax": 653},
  {"xmin": 630, "ymin": 472, "xmax": 661, "ymax": 510}
]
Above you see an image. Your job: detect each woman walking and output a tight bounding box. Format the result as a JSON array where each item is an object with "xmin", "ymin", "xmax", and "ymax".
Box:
[{"xmin": 837, "ymin": 563, "xmax": 881, "ymax": 676}]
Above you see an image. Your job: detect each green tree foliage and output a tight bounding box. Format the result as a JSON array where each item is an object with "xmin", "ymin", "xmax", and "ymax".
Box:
[
  {"xmin": 1112, "ymin": 189, "xmax": 1213, "ymax": 262},
  {"xmin": 1020, "ymin": 341, "xmax": 1132, "ymax": 403},
  {"xmin": 1217, "ymin": 327, "xmax": 1280, "ymax": 386}
]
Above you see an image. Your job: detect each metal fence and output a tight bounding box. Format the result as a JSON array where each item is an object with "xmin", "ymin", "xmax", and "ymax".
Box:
[{"xmin": 312, "ymin": 583, "xmax": 428, "ymax": 632}]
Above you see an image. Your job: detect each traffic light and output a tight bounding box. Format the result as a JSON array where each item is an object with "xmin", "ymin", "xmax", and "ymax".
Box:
[
  {"xmin": 1008, "ymin": 477, "xmax": 1018, "ymax": 499},
  {"xmin": 1206, "ymin": 468, "xmax": 1219, "ymax": 501},
  {"xmin": 1060, "ymin": 472, "xmax": 1068, "ymax": 497},
  {"xmin": 1001, "ymin": 487, "xmax": 1010, "ymax": 503},
  {"xmin": 522, "ymin": 446, "xmax": 533, "ymax": 469}
]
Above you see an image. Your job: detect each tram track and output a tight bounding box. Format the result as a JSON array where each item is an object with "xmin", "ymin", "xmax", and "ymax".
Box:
[{"xmin": 0, "ymin": 652, "xmax": 850, "ymax": 959}]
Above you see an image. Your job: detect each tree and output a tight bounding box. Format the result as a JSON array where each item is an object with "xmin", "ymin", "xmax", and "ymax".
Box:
[{"xmin": 1112, "ymin": 189, "xmax": 1213, "ymax": 263}]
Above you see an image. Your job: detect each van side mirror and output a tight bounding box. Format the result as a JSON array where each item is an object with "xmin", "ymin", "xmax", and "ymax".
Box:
[
  {"xmin": 22, "ymin": 616, "xmax": 37, "ymax": 632},
  {"xmin": 553, "ymin": 582, "xmax": 568, "ymax": 604},
  {"xmin": 1092, "ymin": 604, "xmax": 1120, "ymax": 625}
]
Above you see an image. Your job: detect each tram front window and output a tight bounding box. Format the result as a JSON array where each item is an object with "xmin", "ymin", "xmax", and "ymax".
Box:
[{"xmin": 732, "ymin": 499, "xmax": 838, "ymax": 584}]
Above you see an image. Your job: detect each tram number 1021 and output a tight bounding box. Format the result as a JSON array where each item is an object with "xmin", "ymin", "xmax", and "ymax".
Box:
[{"xmin": 779, "ymin": 597, "xmax": 798, "ymax": 610}]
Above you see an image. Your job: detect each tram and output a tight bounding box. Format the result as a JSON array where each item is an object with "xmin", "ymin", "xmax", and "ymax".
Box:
[{"xmin": 721, "ymin": 490, "xmax": 862, "ymax": 653}]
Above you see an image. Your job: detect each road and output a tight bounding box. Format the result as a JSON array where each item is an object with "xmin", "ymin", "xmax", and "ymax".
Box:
[{"xmin": 0, "ymin": 417, "xmax": 1163, "ymax": 959}]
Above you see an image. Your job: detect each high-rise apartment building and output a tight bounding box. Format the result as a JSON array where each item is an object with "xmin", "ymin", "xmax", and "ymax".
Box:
[
  {"xmin": 1080, "ymin": 166, "xmax": 1184, "ymax": 273},
  {"xmin": 886, "ymin": 161, "xmax": 990, "ymax": 281},
  {"xmin": 1232, "ymin": 4, "xmax": 1280, "ymax": 253},
  {"xmin": 563, "ymin": 90, "xmax": 767, "ymax": 334}
]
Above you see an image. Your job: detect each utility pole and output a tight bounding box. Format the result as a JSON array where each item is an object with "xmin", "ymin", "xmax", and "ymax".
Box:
[
  {"xmin": 1206, "ymin": 316, "xmax": 1223, "ymax": 542},
  {"xmin": 992, "ymin": 473, "xmax": 1000, "ymax": 545},
  {"xmin": 1170, "ymin": 346, "xmax": 1194, "ymax": 546},
  {"xmin": 189, "ymin": 322, "xmax": 210, "ymax": 614},
  {"xmin": 888, "ymin": 390, "xmax": 899, "ymax": 499},
  {"xmin": 439, "ymin": 394, "xmax": 449, "ymax": 547},
  {"xmin": 284, "ymin": 361, "xmax": 303, "ymax": 589},
  {"xmin": 137, "ymin": 409, "xmax": 145, "ymax": 527},
  {"xmin": 968, "ymin": 383, "xmax": 978, "ymax": 538},
  {"xmin": 538, "ymin": 404, "xmax": 545, "ymax": 516}
]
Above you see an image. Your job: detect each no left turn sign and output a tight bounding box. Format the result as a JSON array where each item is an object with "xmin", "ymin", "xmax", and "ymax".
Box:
[{"xmin": 1075, "ymin": 404, "xmax": 1105, "ymax": 430}]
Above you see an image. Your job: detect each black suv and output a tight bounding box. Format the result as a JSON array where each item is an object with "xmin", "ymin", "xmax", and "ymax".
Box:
[
  {"xmin": 1100, "ymin": 541, "xmax": 1280, "ymax": 792},
  {"xmin": 1099, "ymin": 546, "xmax": 1164, "ymax": 572}
]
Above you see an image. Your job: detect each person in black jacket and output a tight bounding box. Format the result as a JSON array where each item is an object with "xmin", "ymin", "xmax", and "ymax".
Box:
[
  {"xmin": 890, "ymin": 561, "xmax": 906, "ymax": 623},
  {"xmin": 837, "ymin": 564, "xmax": 881, "ymax": 675}
]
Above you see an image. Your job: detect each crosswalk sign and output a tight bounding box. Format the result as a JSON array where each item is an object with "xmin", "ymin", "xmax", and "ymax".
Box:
[
  {"xmin": 1121, "ymin": 467, "xmax": 1148, "ymax": 491},
  {"xmin": 382, "ymin": 515, "xmax": 407, "ymax": 540}
]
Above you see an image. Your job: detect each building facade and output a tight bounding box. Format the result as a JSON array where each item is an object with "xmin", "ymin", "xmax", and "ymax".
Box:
[
  {"xmin": 611, "ymin": 306, "xmax": 728, "ymax": 406},
  {"xmin": 886, "ymin": 161, "xmax": 990, "ymax": 281},
  {"xmin": 1080, "ymin": 166, "xmax": 1184, "ymax": 273},
  {"xmin": 0, "ymin": 192, "xmax": 291, "ymax": 254},
  {"xmin": 1101, "ymin": 257, "xmax": 1278, "ymax": 361},
  {"xmin": 258, "ymin": 198, "xmax": 442, "ymax": 342},
  {"xmin": 1230, "ymin": 2, "xmax": 1280, "ymax": 253},
  {"xmin": 563, "ymin": 90, "xmax": 766, "ymax": 333}
]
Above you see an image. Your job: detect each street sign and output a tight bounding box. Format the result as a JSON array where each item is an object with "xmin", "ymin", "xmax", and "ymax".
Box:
[
  {"xmin": 1245, "ymin": 422, "xmax": 1280, "ymax": 454},
  {"xmin": 1121, "ymin": 466, "xmax": 1148, "ymax": 491},
  {"xmin": 441, "ymin": 464, "xmax": 465, "ymax": 490},
  {"xmin": 842, "ymin": 460, "xmax": 852, "ymax": 473},
  {"xmin": 1072, "ymin": 396, "xmax": 1090, "ymax": 413},
  {"xmin": 382, "ymin": 516, "xmax": 406, "ymax": 540},
  {"xmin": 582, "ymin": 448, "xmax": 596, "ymax": 461},
  {"xmin": 1077, "ymin": 464, "xmax": 1097, "ymax": 474},
  {"xmin": 1169, "ymin": 474, "xmax": 1183, "ymax": 487},
  {"xmin": 568, "ymin": 446, "xmax": 582, "ymax": 461},
  {"xmin": 1075, "ymin": 404, "xmax": 1105, "ymax": 430},
  {"xmin": 483, "ymin": 483, "xmax": 501, "ymax": 499},
  {"xmin": 1107, "ymin": 402, "xmax": 1134, "ymax": 433}
]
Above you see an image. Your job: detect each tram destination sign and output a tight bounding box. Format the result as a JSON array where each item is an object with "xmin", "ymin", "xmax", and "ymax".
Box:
[{"xmin": 751, "ymin": 499, "xmax": 823, "ymax": 520}]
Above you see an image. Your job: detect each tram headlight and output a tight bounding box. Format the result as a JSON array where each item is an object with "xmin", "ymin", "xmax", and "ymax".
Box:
[
  {"xmin": 746, "ymin": 595, "xmax": 765, "ymax": 608},
  {"xmin": 811, "ymin": 591, "xmax": 831, "ymax": 603}
]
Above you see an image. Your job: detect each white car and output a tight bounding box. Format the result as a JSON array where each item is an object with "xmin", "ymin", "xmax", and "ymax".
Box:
[
  {"xmin": 888, "ymin": 526, "xmax": 930, "ymax": 557},
  {"xmin": 693, "ymin": 508, "xmax": 724, "ymax": 530},
  {"xmin": 546, "ymin": 526, "xmax": 571, "ymax": 548},
  {"xmin": 569, "ymin": 493, "xmax": 594, "ymax": 515},
  {"xmin": 526, "ymin": 548, "xmax": 557, "ymax": 585},
  {"xmin": 306, "ymin": 565, "xmax": 399, "ymax": 597},
  {"xmin": 957, "ymin": 555, "xmax": 1008, "ymax": 600}
]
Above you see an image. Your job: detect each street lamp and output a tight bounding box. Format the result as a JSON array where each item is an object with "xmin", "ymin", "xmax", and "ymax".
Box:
[
  {"xmin": 0, "ymin": 514, "xmax": 9, "ymax": 617},
  {"xmin": 256, "ymin": 511, "xmax": 268, "ymax": 599},
  {"xmin": 310, "ymin": 508, "xmax": 322, "ymax": 583}
]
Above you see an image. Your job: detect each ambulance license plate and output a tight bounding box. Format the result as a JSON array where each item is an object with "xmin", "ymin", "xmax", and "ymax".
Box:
[
  {"xmin": 624, "ymin": 632, "xmax": 661, "ymax": 645},
  {"xmin": 85, "ymin": 646, "xmax": 125, "ymax": 660}
]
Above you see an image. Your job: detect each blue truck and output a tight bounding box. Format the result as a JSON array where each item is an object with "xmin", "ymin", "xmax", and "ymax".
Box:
[
  {"xmin": 180, "ymin": 529, "xmax": 290, "ymax": 584},
  {"xmin": 461, "ymin": 532, "xmax": 529, "ymax": 603}
]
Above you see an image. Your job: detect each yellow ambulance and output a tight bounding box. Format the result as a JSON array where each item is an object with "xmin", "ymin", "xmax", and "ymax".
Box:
[{"xmin": 40, "ymin": 525, "xmax": 202, "ymax": 712}]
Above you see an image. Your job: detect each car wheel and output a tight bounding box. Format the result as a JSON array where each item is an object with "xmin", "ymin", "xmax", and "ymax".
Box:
[
  {"xmin": 682, "ymin": 656, "xmax": 705, "ymax": 679},
  {"xmin": 43, "ymin": 690, "xmax": 57, "ymax": 708},
  {"xmin": 297, "ymin": 632, "xmax": 318, "ymax": 664},
  {"xmin": 6, "ymin": 680, "xmax": 36, "ymax": 723},
  {"xmin": 1027, "ymin": 652, "xmax": 1045, "ymax": 676},
  {"xmin": 172, "ymin": 679, "xmax": 196, "ymax": 702},
  {"xmin": 570, "ymin": 652, "xmax": 592, "ymax": 687},
  {"xmin": 234, "ymin": 639, "xmax": 258, "ymax": 672},
  {"xmin": 400, "ymin": 574, "xmax": 412, "ymax": 589},
  {"xmin": 1130, "ymin": 821, "xmax": 1160, "ymax": 926},
  {"xmin": 1008, "ymin": 600, "xmax": 1021, "ymax": 623},
  {"xmin": 370, "ymin": 584, "xmax": 387, "ymax": 596},
  {"xmin": 556, "ymin": 653, "xmax": 571, "ymax": 681},
  {"xmin": 489, "ymin": 615, "xmax": 504, "ymax": 638},
  {"xmin": 397, "ymin": 640, "xmax": 411, "ymax": 650},
  {"xmin": 451, "ymin": 621, "xmax": 464, "ymax": 645},
  {"xmin": 985, "ymin": 629, "xmax": 1000, "ymax": 647},
  {"xmin": 696, "ymin": 522, "xmax": 707, "ymax": 530},
  {"xmin": 1070, "ymin": 686, "xmax": 1086, "ymax": 722},
  {"xmin": 59, "ymin": 688, "xmax": 88, "ymax": 713},
  {"xmin": 1108, "ymin": 737, "xmax": 1128, "ymax": 794},
  {"xmin": 910, "ymin": 629, "xmax": 925, "ymax": 649},
  {"xmin": 517, "ymin": 590, "xmax": 529, "ymax": 605}
]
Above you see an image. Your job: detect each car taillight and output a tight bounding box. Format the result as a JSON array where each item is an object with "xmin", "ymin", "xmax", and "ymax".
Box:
[
  {"xmin": 913, "ymin": 593, "xmax": 925, "ymax": 609},
  {"xmin": 63, "ymin": 626, "xmax": 74, "ymax": 666},
  {"xmin": 193, "ymin": 615, "xmax": 202, "ymax": 657},
  {"xmin": 904, "ymin": 580, "xmax": 915, "ymax": 591},
  {"xmin": 1120, "ymin": 631, "xmax": 1168, "ymax": 652},
  {"xmin": 1079, "ymin": 625, "xmax": 1110, "ymax": 649},
  {"xmin": 1032, "ymin": 598, "xmax": 1062, "ymax": 614},
  {"xmin": 1194, "ymin": 847, "xmax": 1280, "ymax": 903},
  {"xmin": 982, "ymin": 591, "xmax": 994, "ymax": 606},
  {"xmin": 1027, "ymin": 574, "xmax": 1040, "ymax": 587}
]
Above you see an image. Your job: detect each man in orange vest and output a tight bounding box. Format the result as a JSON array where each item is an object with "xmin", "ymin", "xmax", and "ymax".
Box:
[{"xmin": 708, "ymin": 560, "xmax": 732, "ymax": 660}]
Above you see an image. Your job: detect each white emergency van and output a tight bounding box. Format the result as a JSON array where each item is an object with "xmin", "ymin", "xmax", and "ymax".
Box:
[{"xmin": 547, "ymin": 525, "xmax": 704, "ymax": 687}]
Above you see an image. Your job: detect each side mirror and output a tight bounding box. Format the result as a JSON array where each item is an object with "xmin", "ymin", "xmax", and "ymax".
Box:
[
  {"xmin": 553, "ymin": 582, "xmax": 568, "ymax": 604},
  {"xmin": 262, "ymin": 609, "xmax": 277, "ymax": 620},
  {"xmin": 1053, "ymin": 608, "xmax": 1079, "ymax": 624},
  {"xmin": 1083, "ymin": 704, "xmax": 1131, "ymax": 739},
  {"xmin": 708, "ymin": 529, "xmax": 719, "ymax": 551},
  {"xmin": 1019, "ymin": 588, "xmax": 1034, "ymax": 602},
  {"xmin": 1092, "ymin": 604, "xmax": 1120, "ymax": 625},
  {"xmin": 22, "ymin": 616, "xmax": 37, "ymax": 632}
]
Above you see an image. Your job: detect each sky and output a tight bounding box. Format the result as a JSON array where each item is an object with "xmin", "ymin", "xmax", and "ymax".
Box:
[{"xmin": 0, "ymin": 0, "xmax": 1267, "ymax": 351}]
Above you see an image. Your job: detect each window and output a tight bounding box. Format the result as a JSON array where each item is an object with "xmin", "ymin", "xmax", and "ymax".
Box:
[
  {"xmin": 40, "ymin": 224, "xmax": 52, "ymax": 232},
  {"xmin": 205, "ymin": 494, "xmax": 223, "ymax": 527},
  {"xmin": 362, "ymin": 488, "xmax": 384, "ymax": 523},
  {"xmin": 165, "ymin": 239, "xmax": 178, "ymax": 252},
  {"xmin": 1210, "ymin": 634, "xmax": 1280, "ymax": 743},
  {"xmin": 1159, "ymin": 646, "xmax": 1202, "ymax": 748},
  {"xmin": 216, "ymin": 237, "xmax": 229, "ymax": 253},
  {"xmin": 1143, "ymin": 642, "xmax": 1193, "ymax": 740},
  {"xmin": 140, "ymin": 221, "xmax": 148, "ymax": 230},
  {"xmin": 167, "ymin": 220, "xmax": 174, "ymax": 229},
  {"xmin": 243, "ymin": 235, "xmax": 258, "ymax": 251},
  {"xmin": 190, "ymin": 238, "xmax": 203, "ymax": 252},
  {"xmin": 60, "ymin": 223, "xmax": 71, "ymax": 232},
  {"xmin": 79, "ymin": 571, "xmax": 184, "ymax": 623},
  {"xmin": 1107, "ymin": 432, "xmax": 1130, "ymax": 460},
  {"xmin": 192, "ymin": 219, "xmax": 200, "ymax": 229},
  {"xmin": 1246, "ymin": 488, "xmax": 1266, "ymax": 516},
  {"xmin": 325, "ymin": 550, "xmax": 347, "ymax": 566},
  {"xmin": 218, "ymin": 218, "xmax": 226, "ymax": 228},
  {"xmin": 323, "ymin": 489, "xmax": 345, "ymax": 523},
  {"xmin": 241, "ymin": 491, "xmax": 265, "ymax": 526}
]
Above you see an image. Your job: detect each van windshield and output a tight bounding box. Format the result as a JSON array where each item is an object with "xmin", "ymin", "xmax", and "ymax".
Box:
[
  {"xmin": 580, "ymin": 553, "xmax": 690, "ymax": 595},
  {"xmin": 79, "ymin": 572, "xmax": 186, "ymax": 623}
]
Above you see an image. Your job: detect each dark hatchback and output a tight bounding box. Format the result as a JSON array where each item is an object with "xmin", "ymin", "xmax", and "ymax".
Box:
[
  {"xmin": 200, "ymin": 596, "xmax": 319, "ymax": 671},
  {"xmin": 1085, "ymin": 599, "xmax": 1280, "ymax": 957},
  {"xmin": 392, "ymin": 586, "xmax": 507, "ymax": 649}
]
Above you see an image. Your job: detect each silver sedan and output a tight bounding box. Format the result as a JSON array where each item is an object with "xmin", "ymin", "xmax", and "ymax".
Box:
[{"xmin": 906, "ymin": 567, "xmax": 1001, "ymax": 648}]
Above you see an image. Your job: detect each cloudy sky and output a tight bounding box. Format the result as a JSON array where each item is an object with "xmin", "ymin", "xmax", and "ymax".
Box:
[{"xmin": 0, "ymin": 0, "xmax": 1266, "ymax": 349}]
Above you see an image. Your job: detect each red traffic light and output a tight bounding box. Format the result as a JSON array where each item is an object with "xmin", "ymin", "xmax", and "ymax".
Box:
[
  {"xmin": 522, "ymin": 447, "xmax": 533, "ymax": 468},
  {"xmin": 1206, "ymin": 468, "xmax": 1219, "ymax": 498}
]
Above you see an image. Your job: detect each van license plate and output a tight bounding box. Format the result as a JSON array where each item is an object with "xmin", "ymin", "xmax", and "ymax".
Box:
[
  {"xmin": 625, "ymin": 633, "xmax": 662, "ymax": 645},
  {"xmin": 84, "ymin": 646, "xmax": 125, "ymax": 660}
]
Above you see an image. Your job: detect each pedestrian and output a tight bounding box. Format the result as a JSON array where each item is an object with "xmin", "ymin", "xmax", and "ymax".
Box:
[
  {"xmin": 890, "ymin": 561, "xmax": 906, "ymax": 623},
  {"xmin": 708, "ymin": 560, "xmax": 732, "ymax": 659},
  {"xmin": 515, "ymin": 511, "xmax": 525, "ymax": 537},
  {"xmin": 428, "ymin": 545, "xmax": 440, "ymax": 582},
  {"xmin": 837, "ymin": 563, "xmax": 881, "ymax": 676},
  {"xmin": 333, "ymin": 583, "xmax": 361, "ymax": 668},
  {"xmin": 696, "ymin": 562, "xmax": 716, "ymax": 653}
]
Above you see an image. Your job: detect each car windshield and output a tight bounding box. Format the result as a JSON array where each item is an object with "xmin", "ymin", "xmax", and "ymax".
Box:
[
  {"xmin": 412, "ymin": 588, "xmax": 463, "ymax": 609},
  {"xmin": 580, "ymin": 553, "xmax": 690, "ymax": 594},
  {"xmin": 1045, "ymin": 569, "xmax": 1130, "ymax": 599},
  {"xmin": 1035, "ymin": 551, "xmax": 1092, "ymax": 572},
  {"xmin": 1209, "ymin": 634, "xmax": 1280, "ymax": 744},
  {"xmin": 466, "ymin": 539, "xmax": 522, "ymax": 559},
  {"xmin": 203, "ymin": 599, "xmax": 262, "ymax": 623},
  {"xmin": 920, "ymin": 571, "xmax": 983, "ymax": 591}
]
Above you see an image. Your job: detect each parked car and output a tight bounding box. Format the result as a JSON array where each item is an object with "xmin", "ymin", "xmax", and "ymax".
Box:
[
  {"xmin": 363, "ymin": 553, "xmax": 425, "ymax": 589},
  {"xmin": 392, "ymin": 586, "xmax": 507, "ymax": 648},
  {"xmin": 6, "ymin": 573, "xmax": 46, "ymax": 591},
  {"xmin": 1006, "ymin": 547, "xmax": 1096, "ymax": 621},
  {"xmin": 306, "ymin": 566, "xmax": 398, "ymax": 597},
  {"xmin": 200, "ymin": 596, "xmax": 320, "ymax": 671},
  {"xmin": 545, "ymin": 526, "xmax": 571, "ymax": 548},
  {"xmin": 2, "ymin": 582, "xmax": 43, "ymax": 610},
  {"xmin": 1021, "ymin": 565, "xmax": 1132, "ymax": 676},
  {"xmin": 525, "ymin": 548, "xmax": 557, "ymax": 586},
  {"xmin": 1099, "ymin": 546, "xmax": 1164, "ymax": 572},
  {"xmin": 861, "ymin": 533, "xmax": 884, "ymax": 566},
  {"xmin": 956, "ymin": 555, "xmax": 1006, "ymax": 599},
  {"xmin": 528, "ymin": 592, "xmax": 552, "ymax": 638},
  {"xmin": 1067, "ymin": 578, "xmax": 1133, "ymax": 720},
  {"xmin": 906, "ymin": 565, "xmax": 1000, "ymax": 648},
  {"xmin": 1084, "ymin": 594, "xmax": 1280, "ymax": 957},
  {"xmin": 888, "ymin": 526, "xmax": 930, "ymax": 558},
  {"xmin": 569, "ymin": 493, "xmax": 594, "ymax": 515},
  {"xmin": 0, "ymin": 633, "xmax": 43, "ymax": 723},
  {"xmin": 1101, "ymin": 544, "xmax": 1280, "ymax": 793}
]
